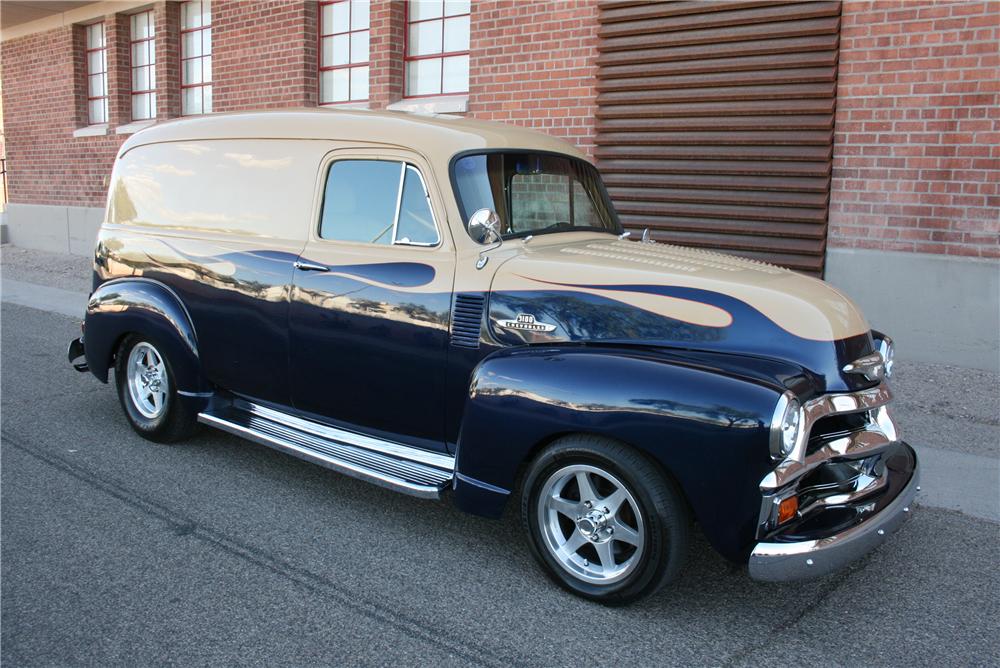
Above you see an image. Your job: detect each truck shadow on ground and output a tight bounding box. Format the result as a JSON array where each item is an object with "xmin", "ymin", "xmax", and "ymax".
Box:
[{"xmin": 178, "ymin": 426, "xmax": 840, "ymax": 610}]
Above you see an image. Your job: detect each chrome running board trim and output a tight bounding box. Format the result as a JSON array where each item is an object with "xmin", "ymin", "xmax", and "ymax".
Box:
[
  {"xmin": 235, "ymin": 399, "xmax": 455, "ymax": 470},
  {"xmin": 198, "ymin": 403, "xmax": 454, "ymax": 500}
]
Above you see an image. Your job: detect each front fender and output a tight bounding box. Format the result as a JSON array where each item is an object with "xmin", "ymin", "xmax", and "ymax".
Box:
[
  {"xmin": 454, "ymin": 345, "xmax": 782, "ymax": 562},
  {"xmin": 84, "ymin": 278, "xmax": 208, "ymax": 395}
]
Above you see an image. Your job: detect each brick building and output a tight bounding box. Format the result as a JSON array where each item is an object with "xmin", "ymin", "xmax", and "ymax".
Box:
[{"xmin": 1, "ymin": 0, "xmax": 997, "ymax": 369}]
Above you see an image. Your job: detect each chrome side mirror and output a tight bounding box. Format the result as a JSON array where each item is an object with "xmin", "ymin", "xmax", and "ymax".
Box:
[{"xmin": 468, "ymin": 208, "xmax": 502, "ymax": 245}]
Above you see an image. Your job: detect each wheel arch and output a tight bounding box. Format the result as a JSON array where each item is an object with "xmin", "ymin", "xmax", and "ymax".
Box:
[
  {"xmin": 452, "ymin": 344, "xmax": 783, "ymax": 562},
  {"xmin": 510, "ymin": 430, "xmax": 687, "ymax": 507},
  {"xmin": 84, "ymin": 278, "xmax": 209, "ymax": 395}
]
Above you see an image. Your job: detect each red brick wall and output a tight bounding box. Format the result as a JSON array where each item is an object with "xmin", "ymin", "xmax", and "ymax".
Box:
[
  {"xmin": 467, "ymin": 0, "xmax": 600, "ymax": 157},
  {"xmin": 1, "ymin": 24, "xmax": 123, "ymax": 207},
  {"xmin": 212, "ymin": 0, "xmax": 317, "ymax": 111},
  {"xmin": 1, "ymin": 0, "xmax": 601, "ymax": 210},
  {"xmin": 830, "ymin": 0, "xmax": 1000, "ymax": 259}
]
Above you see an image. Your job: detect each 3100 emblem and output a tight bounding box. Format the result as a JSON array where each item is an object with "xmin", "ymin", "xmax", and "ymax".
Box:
[{"xmin": 497, "ymin": 313, "xmax": 557, "ymax": 333}]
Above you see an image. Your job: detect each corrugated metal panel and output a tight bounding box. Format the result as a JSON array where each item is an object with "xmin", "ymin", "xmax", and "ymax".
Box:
[{"xmin": 596, "ymin": 0, "xmax": 841, "ymax": 274}]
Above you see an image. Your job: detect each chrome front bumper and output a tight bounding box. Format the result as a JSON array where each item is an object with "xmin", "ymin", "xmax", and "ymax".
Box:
[{"xmin": 748, "ymin": 447, "xmax": 919, "ymax": 582}]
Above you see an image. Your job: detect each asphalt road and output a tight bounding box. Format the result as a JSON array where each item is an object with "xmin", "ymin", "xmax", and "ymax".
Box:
[{"xmin": 2, "ymin": 301, "xmax": 999, "ymax": 667}]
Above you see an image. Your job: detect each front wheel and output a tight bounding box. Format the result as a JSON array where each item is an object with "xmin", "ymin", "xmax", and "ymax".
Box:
[
  {"xmin": 521, "ymin": 435, "xmax": 690, "ymax": 604},
  {"xmin": 115, "ymin": 335, "xmax": 198, "ymax": 443}
]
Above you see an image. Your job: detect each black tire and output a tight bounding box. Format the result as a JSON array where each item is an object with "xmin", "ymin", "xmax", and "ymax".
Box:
[
  {"xmin": 521, "ymin": 434, "xmax": 690, "ymax": 605},
  {"xmin": 114, "ymin": 334, "xmax": 198, "ymax": 443}
]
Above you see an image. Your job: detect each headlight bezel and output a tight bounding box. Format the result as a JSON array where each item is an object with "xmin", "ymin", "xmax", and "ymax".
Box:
[{"xmin": 769, "ymin": 392, "xmax": 802, "ymax": 461}]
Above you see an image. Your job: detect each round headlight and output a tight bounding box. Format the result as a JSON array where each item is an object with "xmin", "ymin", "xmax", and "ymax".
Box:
[
  {"xmin": 878, "ymin": 336, "xmax": 895, "ymax": 379},
  {"xmin": 770, "ymin": 394, "xmax": 802, "ymax": 460}
]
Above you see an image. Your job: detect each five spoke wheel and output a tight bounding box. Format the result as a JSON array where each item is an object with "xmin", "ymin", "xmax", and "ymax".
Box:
[
  {"xmin": 537, "ymin": 464, "xmax": 646, "ymax": 585},
  {"xmin": 116, "ymin": 335, "xmax": 198, "ymax": 442},
  {"xmin": 127, "ymin": 341, "xmax": 169, "ymax": 419}
]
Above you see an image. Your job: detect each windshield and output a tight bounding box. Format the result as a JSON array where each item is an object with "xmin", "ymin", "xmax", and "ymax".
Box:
[{"xmin": 452, "ymin": 152, "xmax": 621, "ymax": 241}]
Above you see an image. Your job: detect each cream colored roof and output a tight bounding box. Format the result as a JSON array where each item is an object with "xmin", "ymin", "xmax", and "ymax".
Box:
[{"xmin": 119, "ymin": 108, "xmax": 588, "ymax": 163}]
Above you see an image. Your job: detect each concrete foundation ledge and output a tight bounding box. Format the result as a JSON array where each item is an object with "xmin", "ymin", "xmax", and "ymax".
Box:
[
  {"xmin": 826, "ymin": 247, "xmax": 999, "ymax": 372},
  {"xmin": 3, "ymin": 203, "xmax": 104, "ymax": 256}
]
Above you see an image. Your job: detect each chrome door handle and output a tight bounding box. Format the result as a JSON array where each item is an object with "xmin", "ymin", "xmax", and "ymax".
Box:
[{"xmin": 293, "ymin": 260, "xmax": 329, "ymax": 272}]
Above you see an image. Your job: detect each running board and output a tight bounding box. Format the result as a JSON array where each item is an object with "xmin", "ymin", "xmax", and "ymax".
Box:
[{"xmin": 198, "ymin": 400, "xmax": 454, "ymax": 499}]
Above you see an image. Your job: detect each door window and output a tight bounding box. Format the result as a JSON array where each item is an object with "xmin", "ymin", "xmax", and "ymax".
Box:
[{"xmin": 319, "ymin": 159, "xmax": 440, "ymax": 246}]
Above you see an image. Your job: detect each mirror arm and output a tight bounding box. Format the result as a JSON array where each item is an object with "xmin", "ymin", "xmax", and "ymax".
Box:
[{"xmin": 476, "ymin": 235, "xmax": 503, "ymax": 270}]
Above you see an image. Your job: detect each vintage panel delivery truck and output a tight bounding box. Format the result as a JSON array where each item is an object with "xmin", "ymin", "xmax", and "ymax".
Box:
[{"xmin": 69, "ymin": 110, "xmax": 918, "ymax": 603}]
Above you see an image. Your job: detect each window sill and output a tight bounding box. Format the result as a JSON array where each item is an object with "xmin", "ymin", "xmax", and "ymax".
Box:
[
  {"xmin": 73, "ymin": 124, "xmax": 108, "ymax": 138},
  {"xmin": 116, "ymin": 120, "xmax": 156, "ymax": 135},
  {"xmin": 319, "ymin": 101, "xmax": 371, "ymax": 110},
  {"xmin": 387, "ymin": 95, "xmax": 468, "ymax": 115}
]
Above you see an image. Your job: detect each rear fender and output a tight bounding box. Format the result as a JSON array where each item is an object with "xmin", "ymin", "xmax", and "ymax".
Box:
[
  {"xmin": 84, "ymin": 278, "xmax": 208, "ymax": 396},
  {"xmin": 453, "ymin": 345, "xmax": 782, "ymax": 561}
]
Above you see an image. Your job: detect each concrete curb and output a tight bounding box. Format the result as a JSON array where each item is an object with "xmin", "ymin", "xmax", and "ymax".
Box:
[{"xmin": 2, "ymin": 279, "xmax": 87, "ymax": 319}]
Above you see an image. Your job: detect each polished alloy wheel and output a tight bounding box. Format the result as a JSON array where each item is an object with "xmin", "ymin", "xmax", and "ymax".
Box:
[
  {"xmin": 536, "ymin": 464, "xmax": 646, "ymax": 585},
  {"xmin": 127, "ymin": 342, "xmax": 168, "ymax": 419}
]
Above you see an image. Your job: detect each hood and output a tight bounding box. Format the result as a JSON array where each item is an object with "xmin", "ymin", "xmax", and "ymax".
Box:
[{"xmin": 487, "ymin": 236, "xmax": 874, "ymax": 391}]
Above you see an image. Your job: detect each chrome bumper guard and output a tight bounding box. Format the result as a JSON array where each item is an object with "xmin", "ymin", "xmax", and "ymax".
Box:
[
  {"xmin": 748, "ymin": 457, "xmax": 919, "ymax": 582},
  {"xmin": 749, "ymin": 379, "xmax": 920, "ymax": 582}
]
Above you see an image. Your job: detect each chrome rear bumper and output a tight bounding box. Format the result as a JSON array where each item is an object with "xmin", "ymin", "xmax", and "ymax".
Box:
[{"xmin": 748, "ymin": 448, "xmax": 919, "ymax": 582}]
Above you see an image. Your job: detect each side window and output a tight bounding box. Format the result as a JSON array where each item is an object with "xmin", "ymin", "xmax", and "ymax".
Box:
[
  {"xmin": 319, "ymin": 159, "xmax": 439, "ymax": 246},
  {"xmin": 320, "ymin": 160, "xmax": 400, "ymax": 244}
]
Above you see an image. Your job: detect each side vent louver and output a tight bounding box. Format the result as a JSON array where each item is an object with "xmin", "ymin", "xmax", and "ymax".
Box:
[{"xmin": 451, "ymin": 293, "xmax": 485, "ymax": 349}]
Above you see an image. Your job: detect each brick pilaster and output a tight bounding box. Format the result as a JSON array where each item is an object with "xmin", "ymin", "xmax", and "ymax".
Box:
[
  {"xmin": 213, "ymin": 0, "xmax": 314, "ymax": 112},
  {"xmin": 369, "ymin": 0, "xmax": 405, "ymax": 109},
  {"xmin": 106, "ymin": 12, "xmax": 132, "ymax": 127},
  {"xmin": 71, "ymin": 25, "xmax": 90, "ymax": 127},
  {"xmin": 155, "ymin": 0, "xmax": 182, "ymax": 119}
]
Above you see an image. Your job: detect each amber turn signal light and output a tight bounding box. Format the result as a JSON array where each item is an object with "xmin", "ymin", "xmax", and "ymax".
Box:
[{"xmin": 777, "ymin": 496, "xmax": 799, "ymax": 524}]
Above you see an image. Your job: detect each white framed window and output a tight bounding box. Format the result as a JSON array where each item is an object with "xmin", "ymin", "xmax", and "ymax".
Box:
[
  {"xmin": 130, "ymin": 9, "xmax": 156, "ymax": 120},
  {"xmin": 319, "ymin": 0, "xmax": 370, "ymax": 104},
  {"xmin": 85, "ymin": 22, "xmax": 109, "ymax": 124},
  {"xmin": 405, "ymin": 0, "xmax": 470, "ymax": 97},
  {"xmin": 181, "ymin": 0, "xmax": 213, "ymax": 115}
]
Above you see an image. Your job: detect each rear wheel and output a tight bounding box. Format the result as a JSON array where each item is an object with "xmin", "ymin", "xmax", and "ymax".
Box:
[
  {"xmin": 521, "ymin": 435, "xmax": 690, "ymax": 604},
  {"xmin": 115, "ymin": 335, "xmax": 197, "ymax": 443}
]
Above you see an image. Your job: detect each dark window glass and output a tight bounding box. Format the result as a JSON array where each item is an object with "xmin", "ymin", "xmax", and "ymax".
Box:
[
  {"xmin": 452, "ymin": 152, "xmax": 619, "ymax": 241},
  {"xmin": 320, "ymin": 159, "xmax": 438, "ymax": 245},
  {"xmin": 320, "ymin": 160, "xmax": 402, "ymax": 244}
]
